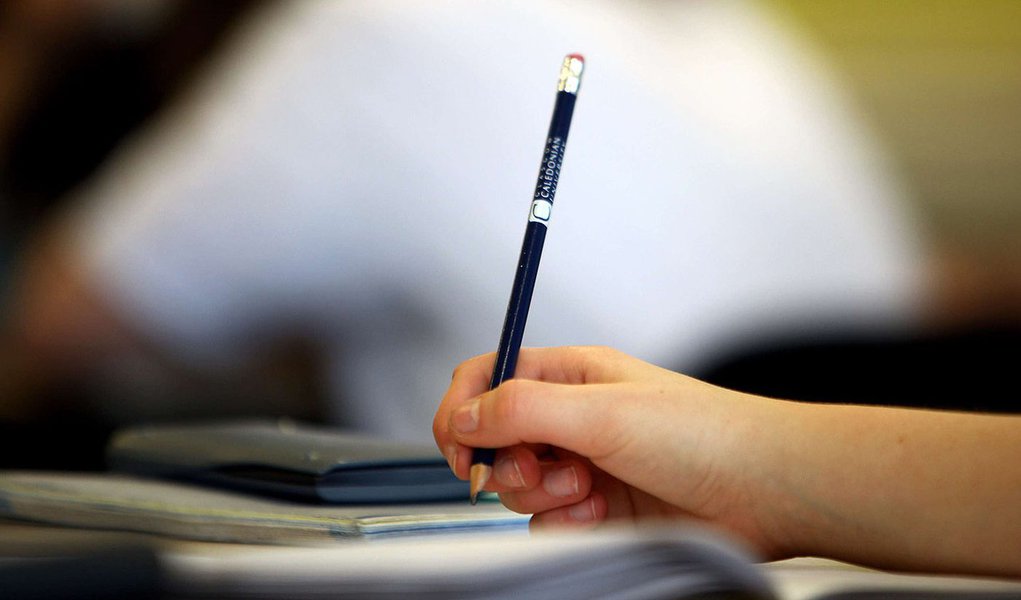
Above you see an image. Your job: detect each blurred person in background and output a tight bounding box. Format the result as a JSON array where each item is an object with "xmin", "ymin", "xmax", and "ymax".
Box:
[
  {"xmin": 0, "ymin": 0, "xmax": 264, "ymax": 466},
  {"xmin": 0, "ymin": 0, "xmax": 945, "ymax": 468}
]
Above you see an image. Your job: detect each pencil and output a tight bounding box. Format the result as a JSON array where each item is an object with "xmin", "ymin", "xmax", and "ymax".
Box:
[{"xmin": 469, "ymin": 53, "xmax": 585, "ymax": 504}]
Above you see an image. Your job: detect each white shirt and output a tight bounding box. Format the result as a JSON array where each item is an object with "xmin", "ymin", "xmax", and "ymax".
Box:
[{"xmin": 69, "ymin": 0, "xmax": 926, "ymax": 442}]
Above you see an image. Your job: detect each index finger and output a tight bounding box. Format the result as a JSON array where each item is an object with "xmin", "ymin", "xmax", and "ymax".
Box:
[
  {"xmin": 434, "ymin": 347, "xmax": 631, "ymax": 459},
  {"xmin": 516, "ymin": 346, "xmax": 631, "ymax": 384},
  {"xmin": 445, "ymin": 346, "xmax": 630, "ymax": 404}
]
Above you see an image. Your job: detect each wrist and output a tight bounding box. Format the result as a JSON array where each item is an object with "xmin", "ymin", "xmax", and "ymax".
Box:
[{"xmin": 726, "ymin": 395, "xmax": 822, "ymax": 560}]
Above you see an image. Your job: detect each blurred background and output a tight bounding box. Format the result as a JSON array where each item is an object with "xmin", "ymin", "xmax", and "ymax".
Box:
[
  {"xmin": 770, "ymin": 0, "xmax": 1021, "ymax": 322},
  {"xmin": 1, "ymin": 0, "xmax": 1018, "ymax": 469},
  {"xmin": 1, "ymin": 0, "xmax": 273, "ymax": 467},
  {"xmin": 0, "ymin": 0, "xmax": 259, "ymax": 248}
]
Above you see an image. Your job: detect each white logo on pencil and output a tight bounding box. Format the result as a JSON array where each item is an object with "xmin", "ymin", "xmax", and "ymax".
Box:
[{"xmin": 529, "ymin": 200, "xmax": 553, "ymax": 223}]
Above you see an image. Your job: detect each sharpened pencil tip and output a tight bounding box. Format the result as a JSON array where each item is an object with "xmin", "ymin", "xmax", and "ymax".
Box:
[{"xmin": 469, "ymin": 463, "xmax": 492, "ymax": 505}]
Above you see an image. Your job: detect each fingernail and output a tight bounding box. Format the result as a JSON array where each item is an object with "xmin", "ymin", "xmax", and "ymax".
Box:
[
  {"xmin": 569, "ymin": 498, "xmax": 596, "ymax": 522},
  {"xmin": 451, "ymin": 399, "xmax": 480, "ymax": 433},
  {"xmin": 495, "ymin": 455, "xmax": 525, "ymax": 488},
  {"xmin": 543, "ymin": 466, "xmax": 579, "ymax": 497},
  {"xmin": 444, "ymin": 444, "xmax": 458, "ymax": 469}
]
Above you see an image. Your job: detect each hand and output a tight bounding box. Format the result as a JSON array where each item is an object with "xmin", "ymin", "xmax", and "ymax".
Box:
[
  {"xmin": 436, "ymin": 346, "xmax": 1021, "ymax": 576},
  {"xmin": 433, "ymin": 346, "xmax": 792, "ymax": 557}
]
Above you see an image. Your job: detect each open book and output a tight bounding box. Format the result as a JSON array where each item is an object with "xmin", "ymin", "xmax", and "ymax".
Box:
[{"xmin": 160, "ymin": 527, "xmax": 777, "ymax": 599}]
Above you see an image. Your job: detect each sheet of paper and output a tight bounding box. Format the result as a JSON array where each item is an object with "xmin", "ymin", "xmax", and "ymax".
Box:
[
  {"xmin": 765, "ymin": 557, "xmax": 1021, "ymax": 599},
  {"xmin": 160, "ymin": 525, "xmax": 774, "ymax": 600}
]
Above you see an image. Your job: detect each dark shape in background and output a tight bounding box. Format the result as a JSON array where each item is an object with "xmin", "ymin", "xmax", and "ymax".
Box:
[{"xmin": 693, "ymin": 321, "xmax": 1020, "ymax": 414}]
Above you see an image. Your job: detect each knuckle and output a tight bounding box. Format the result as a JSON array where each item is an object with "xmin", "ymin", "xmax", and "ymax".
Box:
[
  {"xmin": 449, "ymin": 359, "xmax": 472, "ymax": 382},
  {"xmin": 588, "ymin": 345, "xmax": 619, "ymax": 360},
  {"xmin": 566, "ymin": 344, "xmax": 615, "ymax": 365},
  {"xmin": 451, "ymin": 352, "xmax": 494, "ymax": 380}
]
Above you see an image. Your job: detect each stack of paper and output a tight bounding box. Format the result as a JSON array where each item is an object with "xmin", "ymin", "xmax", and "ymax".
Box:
[
  {"xmin": 4, "ymin": 472, "xmax": 1021, "ymax": 599},
  {"xmin": 0, "ymin": 472, "xmax": 527, "ymax": 544}
]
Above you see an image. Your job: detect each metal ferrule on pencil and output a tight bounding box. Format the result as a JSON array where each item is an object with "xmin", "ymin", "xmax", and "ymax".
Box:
[{"xmin": 557, "ymin": 55, "xmax": 584, "ymax": 94}]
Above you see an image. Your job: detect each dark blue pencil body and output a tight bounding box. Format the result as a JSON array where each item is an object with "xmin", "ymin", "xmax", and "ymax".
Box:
[
  {"xmin": 469, "ymin": 55, "xmax": 584, "ymax": 501},
  {"xmin": 489, "ymin": 90, "xmax": 576, "ymax": 389}
]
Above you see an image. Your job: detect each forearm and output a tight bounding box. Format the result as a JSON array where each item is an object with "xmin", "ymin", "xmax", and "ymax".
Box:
[{"xmin": 760, "ymin": 400, "xmax": 1021, "ymax": 576}]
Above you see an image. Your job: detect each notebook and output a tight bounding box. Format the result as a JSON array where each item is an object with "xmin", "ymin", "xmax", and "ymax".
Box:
[
  {"xmin": 105, "ymin": 419, "xmax": 467, "ymax": 503},
  {"xmin": 0, "ymin": 471, "xmax": 526, "ymax": 543}
]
